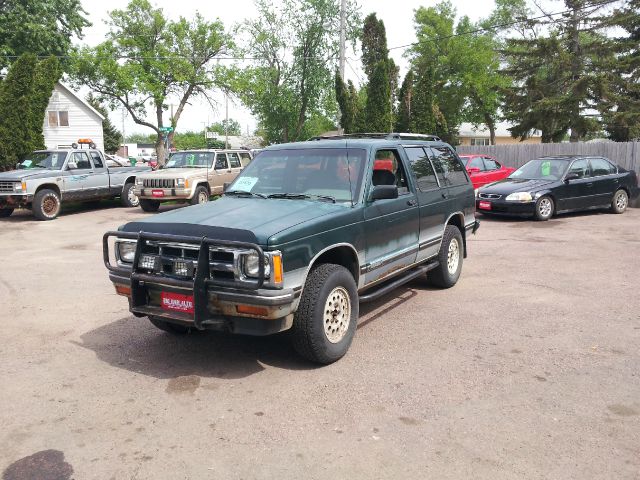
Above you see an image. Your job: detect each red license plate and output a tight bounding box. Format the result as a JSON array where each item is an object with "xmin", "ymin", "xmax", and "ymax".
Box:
[
  {"xmin": 160, "ymin": 292, "xmax": 194, "ymax": 314},
  {"xmin": 152, "ymin": 189, "xmax": 165, "ymax": 197},
  {"xmin": 478, "ymin": 201, "xmax": 492, "ymax": 210}
]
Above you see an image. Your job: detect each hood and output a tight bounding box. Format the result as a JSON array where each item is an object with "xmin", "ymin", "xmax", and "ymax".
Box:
[
  {"xmin": 121, "ymin": 196, "xmax": 348, "ymax": 245},
  {"xmin": 0, "ymin": 169, "xmax": 61, "ymax": 181},
  {"xmin": 480, "ymin": 177, "xmax": 556, "ymax": 195},
  {"xmin": 138, "ymin": 168, "xmax": 206, "ymax": 179}
]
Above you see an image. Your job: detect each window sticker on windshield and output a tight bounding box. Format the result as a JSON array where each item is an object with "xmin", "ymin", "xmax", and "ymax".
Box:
[
  {"xmin": 234, "ymin": 177, "xmax": 258, "ymax": 192},
  {"xmin": 22, "ymin": 160, "xmax": 33, "ymax": 168},
  {"xmin": 541, "ymin": 161, "xmax": 551, "ymax": 176}
]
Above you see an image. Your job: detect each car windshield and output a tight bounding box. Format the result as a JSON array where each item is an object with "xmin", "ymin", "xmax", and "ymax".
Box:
[
  {"xmin": 227, "ymin": 148, "xmax": 367, "ymax": 203},
  {"xmin": 510, "ymin": 159, "xmax": 569, "ymax": 180},
  {"xmin": 165, "ymin": 152, "xmax": 213, "ymax": 168},
  {"xmin": 20, "ymin": 152, "xmax": 67, "ymax": 170}
]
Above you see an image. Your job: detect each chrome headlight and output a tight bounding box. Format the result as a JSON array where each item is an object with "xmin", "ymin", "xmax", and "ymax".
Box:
[
  {"xmin": 136, "ymin": 178, "xmax": 143, "ymax": 185},
  {"xmin": 175, "ymin": 178, "xmax": 186, "ymax": 187},
  {"xmin": 243, "ymin": 251, "xmax": 270, "ymax": 278},
  {"xmin": 241, "ymin": 251, "xmax": 283, "ymax": 286},
  {"xmin": 116, "ymin": 240, "xmax": 137, "ymax": 263},
  {"xmin": 14, "ymin": 181, "xmax": 26, "ymax": 192},
  {"xmin": 505, "ymin": 192, "xmax": 533, "ymax": 202}
]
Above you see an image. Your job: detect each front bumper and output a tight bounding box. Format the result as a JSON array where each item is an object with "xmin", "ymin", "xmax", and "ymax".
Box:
[
  {"xmin": 104, "ymin": 231, "xmax": 299, "ymax": 335},
  {"xmin": 476, "ymin": 198, "xmax": 536, "ymax": 217},
  {"xmin": 134, "ymin": 187, "xmax": 193, "ymax": 201},
  {"xmin": 0, "ymin": 193, "xmax": 32, "ymax": 208}
]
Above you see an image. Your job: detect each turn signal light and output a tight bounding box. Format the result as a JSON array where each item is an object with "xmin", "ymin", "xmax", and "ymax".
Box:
[
  {"xmin": 272, "ymin": 254, "xmax": 283, "ymax": 284},
  {"xmin": 236, "ymin": 305, "xmax": 269, "ymax": 317},
  {"xmin": 115, "ymin": 284, "xmax": 131, "ymax": 297}
]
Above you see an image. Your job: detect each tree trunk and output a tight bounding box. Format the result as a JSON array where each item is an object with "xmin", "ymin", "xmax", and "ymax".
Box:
[
  {"xmin": 484, "ymin": 113, "xmax": 496, "ymax": 145},
  {"xmin": 155, "ymin": 102, "xmax": 166, "ymax": 165}
]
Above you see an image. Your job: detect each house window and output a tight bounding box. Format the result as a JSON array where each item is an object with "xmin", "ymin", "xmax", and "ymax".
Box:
[
  {"xmin": 470, "ymin": 138, "xmax": 490, "ymax": 146},
  {"xmin": 47, "ymin": 111, "xmax": 69, "ymax": 127}
]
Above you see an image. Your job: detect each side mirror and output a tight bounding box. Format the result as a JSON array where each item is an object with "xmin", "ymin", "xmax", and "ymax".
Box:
[
  {"xmin": 223, "ymin": 182, "xmax": 230, "ymax": 192},
  {"xmin": 67, "ymin": 161, "xmax": 78, "ymax": 170},
  {"xmin": 16, "ymin": 163, "xmax": 21, "ymax": 170},
  {"xmin": 370, "ymin": 185, "xmax": 398, "ymax": 201},
  {"xmin": 564, "ymin": 172, "xmax": 579, "ymax": 182},
  {"xmin": 467, "ymin": 167, "xmax": 481, "ymax": 175}
]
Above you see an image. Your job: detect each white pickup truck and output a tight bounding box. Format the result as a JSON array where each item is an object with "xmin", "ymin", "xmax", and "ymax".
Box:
[{"xmin": 0, "ymin": 147, "xmax": 151, "ymax": 220}]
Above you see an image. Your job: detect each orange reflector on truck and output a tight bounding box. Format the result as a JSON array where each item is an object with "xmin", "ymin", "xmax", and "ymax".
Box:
[
  {"xmin": 236, "ymin": 305, "xmax": 269, "ymax": 316},
  {"xmin": 115, "ymin": 284, "xmax": 131, "ymax": 297},
  {"xmin": 272, "ymin": 254, "xmax": 283, "ymax": 284}
]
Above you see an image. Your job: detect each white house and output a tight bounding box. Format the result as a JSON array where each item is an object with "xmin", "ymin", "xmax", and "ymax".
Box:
[{"xmin": 43, "ymin": 82, "xmax": 105, "ymax": 151}]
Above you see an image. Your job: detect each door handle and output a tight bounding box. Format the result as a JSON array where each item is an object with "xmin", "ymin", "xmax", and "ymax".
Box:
[
  {"xmin": 442, "ymin": 191, "xmax": 449, "ymax": 199},
  {"xmin": 586, "ymin": 182, "xmax": 593, "ymax": 187},
  {"xmin": 407, "ymin": 199, "xmax": 417, "ymax": 206}
]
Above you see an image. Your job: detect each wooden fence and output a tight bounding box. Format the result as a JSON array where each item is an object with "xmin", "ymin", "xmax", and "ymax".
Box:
[{"xmin": 456, "ymin": 141, "xmax": 640, "ymax": 175}]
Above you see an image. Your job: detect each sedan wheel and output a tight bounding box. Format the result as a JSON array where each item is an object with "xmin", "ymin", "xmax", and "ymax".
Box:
[
  {"xmin": 534, "ymin": 196, "xmax": 554, "ymax": 221},
  {"xmin": 611, "ymin": 189, "xmax": 628, "ymax": 214}
]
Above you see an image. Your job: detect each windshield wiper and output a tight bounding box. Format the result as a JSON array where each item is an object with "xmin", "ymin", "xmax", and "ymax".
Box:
[
  {"xmin": 224, "ymin": 190, "xmax": 267, "ymax": 199},
  {"xmin": 267, "ymin": 193, "xmax": 336, "ymax": 203}
]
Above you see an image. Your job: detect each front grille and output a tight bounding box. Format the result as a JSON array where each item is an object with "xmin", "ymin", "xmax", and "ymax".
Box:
[
  {"xmin": 137, "ymin": 240, "xmax": 242, "ymax": 281},
  {"xmin": 0, "ymin": 181, "xmax": 14, "ymax": 193},
  {"xmin": 479, "ymin": 193, "xmax": 502, "ymax": 199},
  {"xmin": 143, "ymin": 178, "xmax": 175, "ymax": 189}
]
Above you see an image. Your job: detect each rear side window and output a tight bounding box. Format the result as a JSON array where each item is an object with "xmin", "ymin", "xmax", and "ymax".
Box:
[
  {"xmin": 405, "ymin": 147, "xmax": 439, "ymax": 191},
  {"xmin": 590, "ymin": 158, "xmax": 616, "ymax": 176},
  {"xmin": 468, "ymin": 157, "xmax": 485, "ymax": 170},
  {"xmin": 228, "ymin": 152, "xmax": 241, "ymax": 168},
  {"xmin": 483, "ymin": 158, "xmax": 500, "ymax": 170},
  {"xmin": 215, "ymin": 154, "xmax": 228, "ymax": 169},
  {"xmin": 89, "ymin": 151, "xmax": 104, "ymax": 168},
  {"xmin": 429, "ymin": 146, "xmax": 468, "ymax": 186},
  {"xmin": 239, "ymin": 152, "xmax": 252, "ymax": 166}
]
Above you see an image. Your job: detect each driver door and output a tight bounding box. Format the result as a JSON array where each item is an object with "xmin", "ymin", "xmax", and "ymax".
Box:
[{"xmin": 63, "ymin": 151, "xmax": 93, "ymax": 200}]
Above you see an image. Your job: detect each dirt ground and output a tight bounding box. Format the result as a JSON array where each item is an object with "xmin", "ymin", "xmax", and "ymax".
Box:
[{"xmin": 1, "ymin": 202, "xmax": 639, "ymax": 480}]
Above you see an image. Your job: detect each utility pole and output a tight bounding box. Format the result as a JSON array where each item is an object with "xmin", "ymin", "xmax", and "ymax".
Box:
[
  {"xmin": 338, "ymin": 0, "xmax": 346, "ymax": 135},
  {"xmin": 121, "ymin": 107, "xmax": 126, "ymax": 149},
  {"xmin": 225, "ymin": 92, "xmax": 229, "ymax": 149}
]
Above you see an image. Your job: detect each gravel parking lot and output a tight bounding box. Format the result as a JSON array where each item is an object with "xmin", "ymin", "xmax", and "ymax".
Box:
[{"xmin": 1, "ymin": 203, "xmax": 639, "ymax": 479}]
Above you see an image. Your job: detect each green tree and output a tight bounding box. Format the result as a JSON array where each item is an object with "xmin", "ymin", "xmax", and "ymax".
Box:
[
  {"xmin": 395, "ymin": 70, "xmax": 414, "ymax": 132},
  {"xmin": 30, "ymin": 57, "xmax": 63, "ymax": 151},
  {"xmin": 365, "ymin": 61, "xmax": 392, "ymax": 132},
  {"xmin": 335, "ymin": 70, "xmax": 363, "ymax": 134},
  {"xmin": 238, "ymin": 0, "xmax": 360, "ymax": 143},
  {"xmin": 87, "ymin": 95, "xmax": 123, "ymax": 154},
  {"xmin": 209, "ymin": 119, "xmax": 242, "ymax": 136},
  {"xmin": 0, "ymin": 0, "xmax": 90, "ymax": 70},
  {"xmin": 70, "ymin": 0, "xmax": 233, "ymax": 162}
]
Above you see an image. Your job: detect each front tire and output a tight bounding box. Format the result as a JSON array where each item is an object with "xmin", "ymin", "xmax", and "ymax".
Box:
[
  {"xmin": 121, "ymin": 183, "xmax": 139, "ymax": 208},
  {"xmin": 33, "ymin": 189, "xmax": 61, "ymax": 220},
  {"xmin": 292, "ymin": 264, "xmax": 358, "ymax": 364},
  {"xmin": 427, "ymin": 225, "xmax": 463, "ymax": 288},
  {"xmin": 189, "ymin": 185, "xmax": 210, "ymax": 205},
  {"xmin": 534, "ymin": 195, "xmax": 554, "ymax": 221},
  {"xmin": 140, "ymin": 199, "xmax": 160, "ymax": 212},
  {"xmin": 0, "ymin": 208, "xmax": 13, "ymax": 218},
  {"xmin": 611, "ymin": 189, "xmax": 628, "ymax": 214},
  {"xmin": 149, "ymin": 317, "xmax": 190, "ymax": 334}
]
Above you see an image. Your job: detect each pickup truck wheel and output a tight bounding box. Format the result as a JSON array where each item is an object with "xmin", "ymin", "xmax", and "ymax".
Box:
[
  {"xmin": 139, "ymin": 199, "xmax": 160, "ymax": 212},
  {"xmin": 149, "ymin": 317, "xmax": 190, "ymax": 334},
  {"xmin": 292, "ymin": 264, "xmax": 358, "ymax": 364},
  {"xmin": 33, "ymin": 189, "xmax": 61, "ymax": 220},
  {"xmin": 121, "ymin": 183, "xmax": 139, "ymax": 208},
  {"xmin": 190, "ymin": 185, "xmax": 210, "ymax": 205},
  {"xmin": 611, "ymin": 189, "xmax": 628, "ymax": 214},
  {"xmin": 0, "ymin": 208, "xmax": 13, "ymax": 218},
  {"xmin": 427, "ymin": 225, "xmax": 463, "ymax": 289}
]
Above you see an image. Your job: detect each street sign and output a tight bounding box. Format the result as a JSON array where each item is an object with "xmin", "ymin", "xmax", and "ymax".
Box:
[
  {"xmin": 205, "ymin": 131, "xmax": 219, "ymax": 139},
  {"xmin": 159, "ymin": 126, "xmax": 174, "ymax": 133}
]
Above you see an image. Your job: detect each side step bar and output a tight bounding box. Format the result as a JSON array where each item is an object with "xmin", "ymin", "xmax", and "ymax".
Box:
[{"xmin": 359, "ymin": 261, "xmax": 440, "ymax": 304}]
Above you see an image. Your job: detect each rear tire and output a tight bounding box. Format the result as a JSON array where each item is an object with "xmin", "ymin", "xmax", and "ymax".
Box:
[
  {"xmin": 149, "ymin": 317, "xmax": 190, "ymax": 334},
  {"xmin": 121, "ymin": 183, "xmax": 139, "ymax": 208},
  {"xmin": 534, "ymin": 195, "xmax": 554, "ymax": 221},
  {"xmin": 292, "ymin": 264, "xmax": 358, "ymax": 364},
  {"xmin": 0, "ymin": 208, "xmax": 13, "ymax": 218},
  {"xmin": 611, "ymin": 189, "xmax": 628, "ymax": 214},
  {"xmin": 140, "ymin": 199, "xmax": 160, "ymax": 212},
  {"xmin": 33, "ymin": 189, "xmax": 61, "ymax": 220},
  {"xmin": 189, "ymin": 185, "xmax": 210, "ymax": 205},
  {"xmin": 427, "ymin": 225, "xmax": 463, "ymax": 288}
]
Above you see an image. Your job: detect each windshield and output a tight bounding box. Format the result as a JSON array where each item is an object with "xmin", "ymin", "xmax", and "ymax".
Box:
[
  {"xmin": 20, "ymin": 152, "xmax": 67, "ymax": 170},
  {"xmin": 510, "ymin": 159, "xmax": 569, "ymax": 181},
  {"xmin": 227, "ymin": 148, "xmax": 367, "ymax": 203},
  {"xmin": 165, "ymin": 152, "xmax": 213, "ymax": 169}
]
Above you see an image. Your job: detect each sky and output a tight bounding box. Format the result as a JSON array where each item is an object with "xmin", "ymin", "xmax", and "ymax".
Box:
[{"xmin": 77, "ymin": 0, "xmax": 497, "ymax": 137}]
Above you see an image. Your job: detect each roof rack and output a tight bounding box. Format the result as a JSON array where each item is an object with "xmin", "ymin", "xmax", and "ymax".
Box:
[{"xmin": 308, "ymin": 132, "xmax": 441, "ymax": 142}]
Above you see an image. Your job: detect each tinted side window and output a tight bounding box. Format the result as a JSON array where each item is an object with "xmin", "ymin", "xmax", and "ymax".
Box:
[
  {"xmin": 89, "ymin": 151, "xmax": 104, "ymax": 168},
  {"xmin": 215, "ymin": 154, "xmax": 228, "ymax": 169},
  {"xmin": 430, "ymin": 146, "xmax": 468, "ymax": 186},
  {"xmin": 228, "ymin": 152, "xmax": 241, "ymax": 168},
  {"xmin": 590, "ymin": 158, "xmax": 616, "ymax": 176},
  {"xmin": 405, "ymin": 147, "xmax": 439, "ymax": 191},
  {"xmin": 484, "ymin": 158, "xmax": 500, "ymax": 170}
]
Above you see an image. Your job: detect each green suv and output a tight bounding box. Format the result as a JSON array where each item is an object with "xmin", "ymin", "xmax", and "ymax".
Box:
[{"xmin": 104, "ymin": 134, "xmax": 479, "ymax": 364}]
